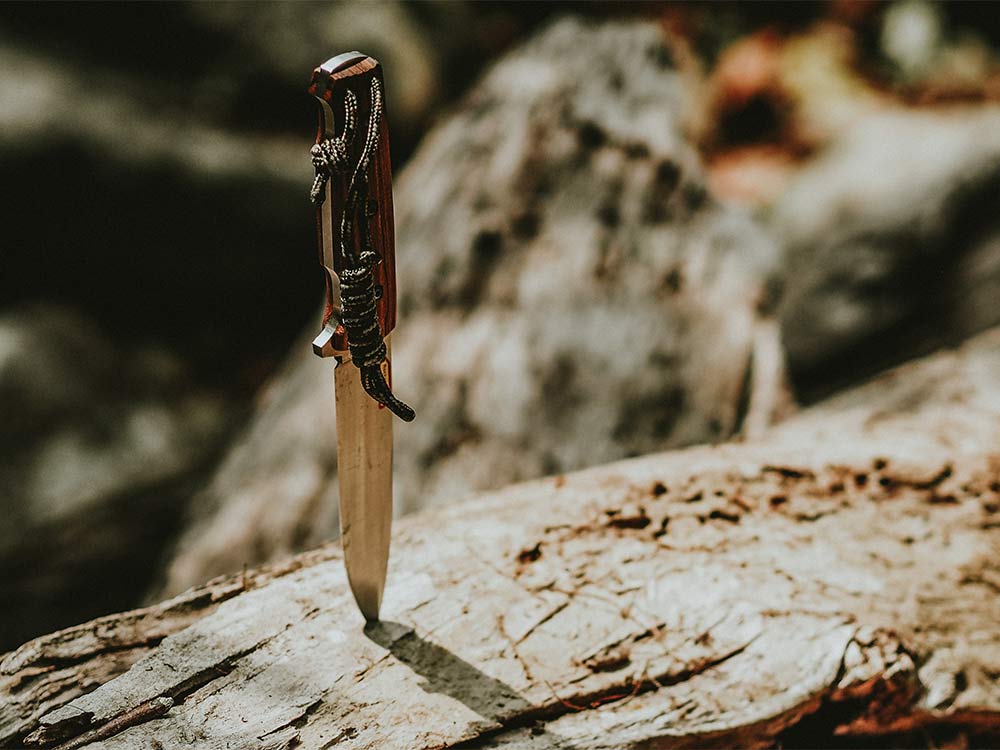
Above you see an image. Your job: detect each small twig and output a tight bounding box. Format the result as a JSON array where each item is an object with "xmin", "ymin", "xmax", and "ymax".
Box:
[{"xmin": 49, "ymin": 697, "xmax": 173, "ymax": 750}]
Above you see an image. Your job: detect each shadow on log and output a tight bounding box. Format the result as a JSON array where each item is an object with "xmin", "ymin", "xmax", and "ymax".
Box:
[{"xmin": 3, "ymin": 328, "xmax": 998, "ymax": 748}]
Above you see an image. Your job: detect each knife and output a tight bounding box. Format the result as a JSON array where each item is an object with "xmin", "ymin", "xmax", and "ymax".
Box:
[{"xmin": 308, "ymin": 52, "xmax": 414, "ymax": 622}]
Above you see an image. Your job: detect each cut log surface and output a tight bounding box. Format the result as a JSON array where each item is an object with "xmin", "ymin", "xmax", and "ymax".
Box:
[{"xmin": 3, "ymin": 329, "xmax": 999, "ymax": 748}]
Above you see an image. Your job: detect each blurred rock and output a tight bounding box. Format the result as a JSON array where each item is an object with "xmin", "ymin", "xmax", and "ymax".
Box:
[
  {"xmin": 0, "ymin": 305, "xmax": 230, "ymax": 649},
  {"xmin": 774, "ymin": 106, "xmax": 1000, "ymax": 399},
  {"xmin": 881, "ymin": 0, "xmax": 1000, "ymax": 101},
  {"xmin": 881, "ymin": 0, "xmax": 945, "ymax": 81},
  {"xmin": 694, "ymin": 1, "xmax": 1000, "ymax": 209},
  {"xmin": 160, "ymin": 17, "xmax": 784, "ymax": 595},
  {"xmin": 697, "ymin": 22, "xmax": 888, "ymax": 207}
]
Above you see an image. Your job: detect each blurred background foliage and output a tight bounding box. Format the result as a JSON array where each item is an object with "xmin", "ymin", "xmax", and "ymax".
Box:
[{"xmin": 2, "ymin": 0, "xmax": 1000, "ymax": 682}]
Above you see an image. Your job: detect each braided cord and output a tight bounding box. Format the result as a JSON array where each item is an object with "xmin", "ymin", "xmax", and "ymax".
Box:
[
  {"xmin": 310, "ymin": 90, "xmax": 357, "ymax": 205},
  {"xmin": 310, "ymin": 76, "xmax": 414, "ymax": 422}
]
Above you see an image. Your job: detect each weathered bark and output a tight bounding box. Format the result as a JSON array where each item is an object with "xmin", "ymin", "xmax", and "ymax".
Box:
[
  {"xmin": 159, "ymin": 18, "xmax": 783, "ymax": 596},
  {"xmin": 4, "ymin": 328, "xmax": 998, "ymax": 749}
]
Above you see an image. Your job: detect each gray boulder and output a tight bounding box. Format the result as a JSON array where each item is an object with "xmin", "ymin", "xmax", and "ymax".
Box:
[{"xmin": 775, "ymin": 106, "xmax": 1000, "ymax": 398}]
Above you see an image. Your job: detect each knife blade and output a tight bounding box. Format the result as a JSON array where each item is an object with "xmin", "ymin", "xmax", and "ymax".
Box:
[
  {"xmin": 333, "ymin": 344, "xmax": 393, "ymax": 620},
  {"xmin": 308, "ymin": 52, "xmax": 412, "ymax": 621}
]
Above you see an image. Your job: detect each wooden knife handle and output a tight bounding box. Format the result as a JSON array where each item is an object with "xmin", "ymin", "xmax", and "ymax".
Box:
[{"xmin": 310, "ymin": 54, "xmax": 397, "ymax": 352}]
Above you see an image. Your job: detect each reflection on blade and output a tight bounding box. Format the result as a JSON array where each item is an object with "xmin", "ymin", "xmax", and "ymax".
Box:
[{"xmin": 335, "ymin": 343, "xmax": 393, "ymax": 621}]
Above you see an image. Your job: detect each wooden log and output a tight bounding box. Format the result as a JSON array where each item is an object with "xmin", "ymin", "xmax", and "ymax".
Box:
[{"xmin": 3, "ymin": 329, "xmax": 999, "ymax": 749}]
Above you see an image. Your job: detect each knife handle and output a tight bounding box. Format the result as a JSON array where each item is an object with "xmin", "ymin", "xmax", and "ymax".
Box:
[{"xmin": 309, "ymin": 54, "xmax": 397, "ymax": 355}]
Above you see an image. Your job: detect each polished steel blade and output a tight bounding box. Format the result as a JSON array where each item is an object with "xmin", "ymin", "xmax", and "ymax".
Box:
[{"xmin": 335, "ymin": 343, "xmax": 393, "ymax": 621}]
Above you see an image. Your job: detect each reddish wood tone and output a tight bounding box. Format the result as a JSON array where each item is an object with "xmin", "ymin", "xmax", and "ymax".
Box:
[{"xmin": 310, "ymin": 56, "xmax": 397, "ymax": 351}]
